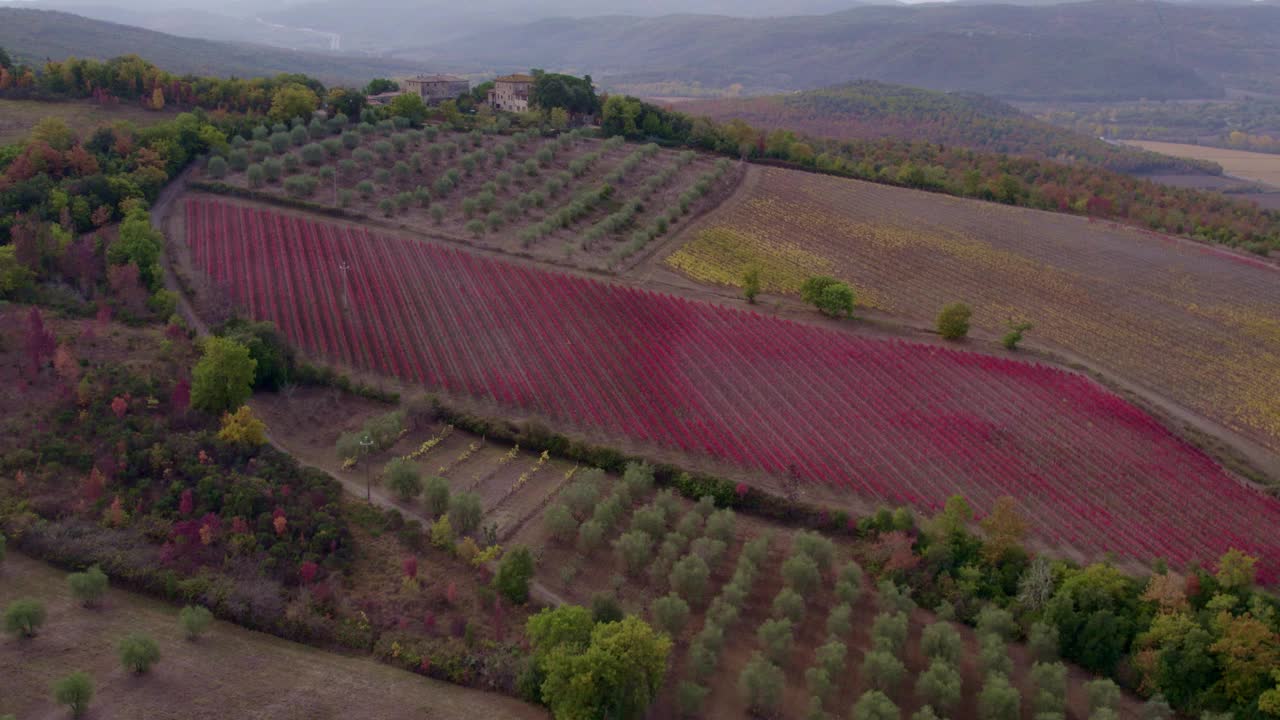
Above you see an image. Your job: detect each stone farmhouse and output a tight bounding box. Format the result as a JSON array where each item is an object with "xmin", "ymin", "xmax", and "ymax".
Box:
[
  {"xmin": 488, "ymin": 74, "xmax": 535, "ymax": 113},
  {"xmin": 403, "ymin": 74, "xmax": 471, "ymax": 104}
]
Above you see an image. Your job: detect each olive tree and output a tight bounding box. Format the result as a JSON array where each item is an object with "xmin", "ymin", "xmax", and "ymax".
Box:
[
  {"xmin": 739, "ymin": 652, "xmax": 785, "ymax": 716},
  {"xmin": 68, "ymin": 565, "xmax": 109, "ymax": 607},
  {"xmin": 917, "ymin": 659, "xmax": 963, "ymax": 712},
  {"xmin": 651, "ymin": 593, "xmax": 690, "ymax": 636},
  {"xmin": 179, "ymin": 605, "xmax": 214, "ymax": 640},
  {"xmin": 921, "ymin": 621, "xmax": 963, "ymax": 664},
  {"xmin": 863, "ymin": 648, "xmax": 907, "ymax": 693},
  {"xmin": 119, "ymin": 633, "xmax": 161, "ymax": 673},
  {"xmin": 4, "ymin": 599, "xmax": 45, "ymax": 638},
  {"xmin": 756, "ymin": 618, "xmax": 795, "ymax": 665},
  {"xmin": 852, "ymin": 690, "xmax": 899, "ymax": 720},
  {"xmin": 53, "ymin": 672, "xmax": 93, "ymax": 718},
  {"xmin": 670, "ymin": 555, "xmax": 711, "ymax": 605}
]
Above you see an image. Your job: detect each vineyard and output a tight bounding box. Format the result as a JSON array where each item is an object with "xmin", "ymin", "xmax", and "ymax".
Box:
[
  {"xmin": 200, "ymin": 121, "xmax": 737, "ymax": 271},
  {"xmin": 666, "ymin": 166, "xmax": 1280, "ymax": 459},
  {"xmin": 182, "ymin": 196, "xmax": 1280, "ymax": 581}
]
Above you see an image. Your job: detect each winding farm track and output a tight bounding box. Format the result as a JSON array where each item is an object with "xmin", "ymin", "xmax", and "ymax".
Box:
[{"xmin": 178, "ymin": 195, "xmax": 1280, "ymax": 582}]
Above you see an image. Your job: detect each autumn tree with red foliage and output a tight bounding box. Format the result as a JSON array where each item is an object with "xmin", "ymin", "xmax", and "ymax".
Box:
[
  {"xmin": 24, "ymin": 307, "xmax": 56, "ymax": 377},
  {"xmin": 300, "ymin": 561, "xmax": 318, "ymax": 584}
]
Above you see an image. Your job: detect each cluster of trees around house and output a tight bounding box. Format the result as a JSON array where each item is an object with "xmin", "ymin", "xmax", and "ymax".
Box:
[
  {"xmin": 601, "ymin": 95, "xmax": 1280, "ymax": 255},
  {"xmin": 680, "ymin": 81, "xmax": 1219, "ymax": 175},
  {"xmin": 1040, "ymin": 98, "xmax": 1280, "ymax": 155}
]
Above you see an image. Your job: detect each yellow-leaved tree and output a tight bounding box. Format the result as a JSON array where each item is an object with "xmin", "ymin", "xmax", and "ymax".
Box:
[{"xmin": 217, "ymin": 405, "xmax": 267, "ymax": 446}]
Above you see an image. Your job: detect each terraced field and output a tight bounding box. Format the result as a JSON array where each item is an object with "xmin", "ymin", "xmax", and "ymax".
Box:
[
  {"xmin": 665, "ymin": 166, "xmax": 1280, "ymax": 459},
  {"xmin": 180, "ymin": 196, "xmax": 1280, "ymax": 581}
]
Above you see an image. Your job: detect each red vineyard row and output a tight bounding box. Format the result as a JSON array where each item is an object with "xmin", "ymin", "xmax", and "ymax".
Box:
[{"xmin": 183, "ymin": 197, "xmax": 1280, "ymax": 582}]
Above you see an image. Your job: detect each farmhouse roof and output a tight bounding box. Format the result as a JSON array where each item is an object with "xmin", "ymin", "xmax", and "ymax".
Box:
[
  {"xmin": 495, "ymin": 73, "xmax": 536, "ymax": 84},
  {"xmin": 408, "ymin": 74, "xmax": 466, "ymax": 83}
]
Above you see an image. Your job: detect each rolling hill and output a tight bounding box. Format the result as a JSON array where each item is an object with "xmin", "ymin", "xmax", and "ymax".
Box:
[
  {"xmin": 411, "ymin": 1, "xmax": 1280, "ymax": 100},
  {"xmin": 672, "ymin": 81, "xmax": 1217, "ymax": 174},
  {"xmin": 0, "ymin": 7, "xmax": 429, "ymax": 85}
]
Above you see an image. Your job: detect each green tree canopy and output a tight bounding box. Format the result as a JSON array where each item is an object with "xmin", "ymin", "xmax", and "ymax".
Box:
[
  {"xmin": 191, "ymin": 336, "xmax": 257, "ymax": 415},
  {"xmin": 364, "ymin": 78, "xmax": 399, "ymax": 95},
  {"xmin": 531, "ymin": 71, "xmax": 600, "ymax": 116},
  {"xmin": 270, "ymin": 83, "xmax": 320, "ymax": 123},
  {"xmin": 539, "ymin": 615, "xmax": 671, "ymax": 720}
]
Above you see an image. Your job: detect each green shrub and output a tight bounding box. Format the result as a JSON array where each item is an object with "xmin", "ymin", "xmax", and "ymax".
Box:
[
  {"xmin": 246, "ymin": 163, "xmax": 265, "ymax": 188},
  {"xmin": 68, "ymin": 565, "xmax": 109, "ymax": 607},
  {"xmin": 1031, "ymin": 662, "xmax": 1068, "ymax": 714},
  {"xmin": 976, "ymin": 605, "xmax": 1018, "ymax": 640},
  {"xmin": 1028, "ymin": 621, "xmax": 1060, "ymax": 661},
  {"xmin": 677, "ymin": 681, "xmax": 709, "ymax": 718},
  {"xmin": 495, "ymin": 546, "xmax": 535, "ymax": 604},
  {"xmin": 4, "ymin": 598, "xmax": 45, "ymax": 638},
  {"xmin": 670, "ymin": 554, "xmax": 711, "ymax": 605},
  {"xmin": 870, "ymin": 611, "xmax": 909, "ymax": 653},
  {"xmin": 414, "ymin": 474, "xmax": 446, "ymax": 517},
  {"xmin": 1002, "ymin": 321, "xmax": 1033, "ymax": 350},
  {"xmin": 704, "ymin": 508, "xmax": 736, "ymax": 543},
  {"xmin": 623, "ymin": 461, "xmax": 655, "ymax": 497},
  {"xmin": 917, "ymin": 659, "xmax": 963, "ymax": 711},
  {"xmin": 937, "ymin": 302, "xmax": 973, "ymax": 340},
  {"xmin": 739, "ymin": 652, "xmax": 785, "ymax": 716},
  {"xmin": 651, "ymin": 593, "xmax": 691, "ymax": 636},
  {"xmin": 782, "ymin": 553, "xmax": 821, "ymax": 594},
  {"xmin": 614, "ymin": 530, "xmax": 653, "ymax": 575},
  {"xmin": 206, "ymin": 155, "xmax": 228, "ymax": 179},
  {"xmin": 979, "ymin": 673, "xmax": 1022, "ymax": 720},
  {"xmin": 544, "ymin": 503, "xmax": 578, "ymax": 544},
  {"xmin": 826, "ymin": 603, "xmax": 853, "ymax": 637},
  {"xmin": 119, "ymin": 633, "xmax": 161, "ymax": 673},
  {"xmin": 921, "ymin": 621, "xmax": 963, "ymax": 663},
  {"xmin": 743, "ymin": 265, "xmax": 762, "ymax": 303},
  {"xmin": 577, "ymin": 519, "xmax": 604, "ymax": 553},
  {"xmin": 756, "ymin": 618, "xmax": 794, "ymax": 665},
  {"xmin": 772, "ymin": 587, "xmax": 805, "ymax": 623},
  {"xmin": 53, "ymin": 672, "xmax": 93, "ymax": 717},
  {"xmin": 590, "ymin": 593, "xmax": 623, "ymax": 624},
  {"xmin": 448, "ymin": 492, "xmax": 483, "ymax": 535},
  {"xmin": 979, "ymin": 633, "xmax": 1012, "ymax": 675},
  {"xmin": 852, "ymin": 690, "xmax": 898, "ymax": 720},
  {"xmin": 383, "ymin": 458, "xmax": 422, "ymax": 501},
  {"xmin": 179, "ymin": 605, "xmax": 213, "ymax": 640},
  {"xmin": 863, "ymin": 648, "xmax": 906, "ymax": 692},
  {"xmin": 800, "ymin": 276, "xmax": 855, "ymax": 317}
]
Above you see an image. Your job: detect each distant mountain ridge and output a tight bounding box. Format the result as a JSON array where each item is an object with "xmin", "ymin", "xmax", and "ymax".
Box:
[
  {"xmin": 409, "ymin": 1, "xmax": 1280, "ymax": 100},
  {"xmin": 0, "ymin": 7, "xmax": 429, "ymax": 84},
  {"xmin": 672, "ymin": 80, "xmax": 1218, "ymax": 173}
]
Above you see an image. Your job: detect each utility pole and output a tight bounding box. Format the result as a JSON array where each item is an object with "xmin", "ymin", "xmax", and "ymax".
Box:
[{"xmin": 360, "ymin": 432, "xmax": 374, "ymax": 501}]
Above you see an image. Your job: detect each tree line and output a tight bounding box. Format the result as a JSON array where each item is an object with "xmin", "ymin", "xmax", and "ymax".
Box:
[{"xmin": 601, "ymin": 95, "xmax": 1280, "ymax": 256}]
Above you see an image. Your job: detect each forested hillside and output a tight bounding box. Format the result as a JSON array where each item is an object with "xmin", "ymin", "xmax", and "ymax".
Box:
[
  {"xmin": 1038, "ymin": 98, "xmax": 1280, "ymax": 155},
  {"xmin": 0, "ymin": 8, "xmax": 424, "ymax": 84},
  {"xmin": 414, "ymin": 2, "xmax": 1280, "ymax": 100},
  {"xmin": 674, "ymin": 82, "xmax": 1217, "ymax": 174}
]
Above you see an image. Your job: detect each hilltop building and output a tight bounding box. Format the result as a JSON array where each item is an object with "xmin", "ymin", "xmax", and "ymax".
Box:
[
  {"xmin": 488, "ymin": 74, "xmax": 535, "ymax": 113},
  {"xmin": 403, "ymin": 74, "xmax": 471, "ymax": 104}
]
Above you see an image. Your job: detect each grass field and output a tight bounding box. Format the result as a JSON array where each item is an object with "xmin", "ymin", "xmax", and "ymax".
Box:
[
  {"xmin": 0, "ymin": 552, "xmax": 546, "ymax": 720},
  {"xmin": 1125, "ymin": 140, "xmax": 1280, "ymax": 187},
  {"xmin": 179, "ymin": 195, "xmax": 1280, "ymax": 580},
  {"xmin": 0, "ymin": 98, "xmax": 177, "ymax": 145},
  {"xmin": 664, "ymin": 166, "xmax": 1280, "ymax": 463}
]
